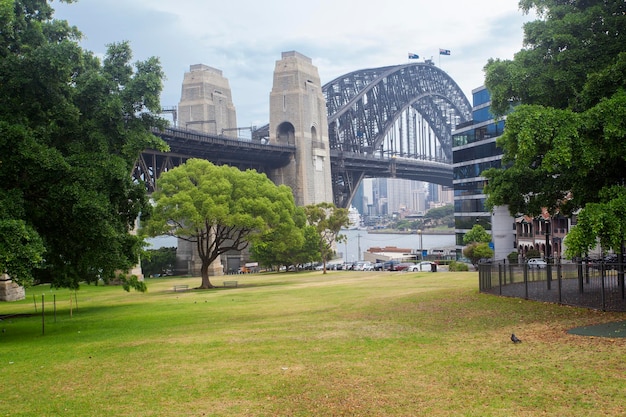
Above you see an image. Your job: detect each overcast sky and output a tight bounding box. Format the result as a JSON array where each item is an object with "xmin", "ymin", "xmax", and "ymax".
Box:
[{"xmin": 53, "ymin": 0, "xmax": 534, "ymax": 128}]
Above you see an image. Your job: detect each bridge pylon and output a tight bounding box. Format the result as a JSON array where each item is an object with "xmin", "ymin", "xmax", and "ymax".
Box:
[
  {"xmin": 178, "ymin": 64, "xmax": 237, "ymax": 137},
  {"xmin": 268, "ymin": 51, "xmax": 333, "ymax": 206},
  {"xmin": 175, "ymin": 63, "xmax": 239, "ymax": 277}
]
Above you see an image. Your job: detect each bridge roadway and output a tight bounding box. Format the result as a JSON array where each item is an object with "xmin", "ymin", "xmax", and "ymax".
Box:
[{"xmin": 138, "ymin": 127, "xmax": 453, "ymax": 198}]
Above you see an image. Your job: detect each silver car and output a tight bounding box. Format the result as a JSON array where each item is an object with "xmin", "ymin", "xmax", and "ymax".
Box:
[{"xmin": 527, "ymin": 258, "xmax": 547, "ymax": 269}]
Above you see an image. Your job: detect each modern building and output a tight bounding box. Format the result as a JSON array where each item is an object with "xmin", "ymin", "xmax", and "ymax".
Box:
[
  {"xmin": 452, "ymin": 86, "xmax": 573, "ymax": 262},
  {"xmin": 451, "ymin": 86, "xmax": 515, "ymax": 260}
]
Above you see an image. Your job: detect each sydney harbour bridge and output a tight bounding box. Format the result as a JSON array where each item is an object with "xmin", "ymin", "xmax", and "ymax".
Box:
[{"xmin": 134, "ymin": 58, "xmax": 472, "ymax": 208}]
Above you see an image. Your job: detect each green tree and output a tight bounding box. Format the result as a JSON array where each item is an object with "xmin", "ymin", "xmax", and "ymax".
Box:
[
  {"xmin": 249, "ymin": 207, "xmax": 319, "ymax": 271},
  {"xmin": 0, "ymin": 220, "xmax": 45, "ymax": 286},
  {"xmin": 0, "ymin": 1, "xmax": 167, "ymax": 289},
  {"xmin": 463, "ymin": 225, "xmax": 491, "ymax": 245},
  {"xmin": 463, "ymin": 243, "xmax": 494, "ymax": 269},
  {"xmin": 304, "ymin": 203, "xmax": 350, "ymax": 273},
  {"xmin": 462, "ymin": 225, "xmax": 493, "ymax": 268},
  {"xmin": 425, "ymin": 205, "xmax": 453, "ymax": 220},
  {"xmin": 483, "ymin": 0, "xmax": 626, "ymax": 255},
  {"xmin": 141, "ymin": 159, "xmax": 299, "ymax": 288},
  {"xmin": 142, "ymin": 247, "xmax": 177, "ymax": 277}
]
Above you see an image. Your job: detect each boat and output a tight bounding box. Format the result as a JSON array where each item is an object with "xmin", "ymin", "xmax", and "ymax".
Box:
[{"xmin": 347, "ymin": 206, "xmax": 362, "ymax": 230}]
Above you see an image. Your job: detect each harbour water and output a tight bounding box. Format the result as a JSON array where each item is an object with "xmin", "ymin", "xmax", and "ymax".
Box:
[
  {"xmin": 146, "ymin": 229, "xmax": 456, "ymax": 263},
  {"xmin": 339, "ymin": 229, "xmax": 455, "ymax": 263}
]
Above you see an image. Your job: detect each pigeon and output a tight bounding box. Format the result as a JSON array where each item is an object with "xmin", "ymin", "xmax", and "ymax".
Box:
[{"xmin": 511, "ymin": 333, "xmax": 522, "ymax": 344}]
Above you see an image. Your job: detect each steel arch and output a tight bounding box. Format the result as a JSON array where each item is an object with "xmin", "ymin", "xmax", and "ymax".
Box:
[
  {"xmin": 323, "ymin": 63, "xmax": 471, "ymax": 160},
  {"xmin": 322, "ymin": 62, "xmax": 472, "ymax": 207}
]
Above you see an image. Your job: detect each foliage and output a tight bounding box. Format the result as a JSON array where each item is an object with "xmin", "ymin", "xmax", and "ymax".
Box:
[
  {"xmin": 507, "ymin": 251, "xmax": 519, "ymax": 264},
  {"xmin": 304, "ymin": 202, "xmax": 350, "ymax": 273},
  {"xmin": 462, "ymin": 225, "xmax": 491, "ymax": 245},
  {"xmin": 0, "ymin": 220, "xmax": 45, "ymax": 286},
  {"xmin": 117, "ymin": 273, "xmax": 147, "ymax": 293},
  {"xmin": 250, "ymin": 208, "xmax": 318, "ymax": 270},
  {"xmin": 141, "ymin": 247, "xmax": 176, "ymax": 277},
  {"xmin": 564, "ymin": 186, "xmax": 626, "ymax": 257},
  {"xmin": 0, "ymin": 1, "xmax": 168, "ymax": 288},
  {"xmin": 525, "ymin": 248, "xmax": 540, "ymax": 260},
  {"xmin": 483, "ymin": 0, "xmax": 626, "ymax": 253},
  {"xmin": 390, "ymin": 205, "xmax": 454, "ymax": 231},
  {"xmin": 141, "ymin": 159, "xmax": 299, "ymax": 288},
  {"xmin": 448, "ymin": 261, "xmax": 469, "ymax": 271},
  {"xmin": 425, "ymin": 204, "xmax": 453, "ymax": 220},
  {"xmin": 463, "ymin": 242, "xmax": 494, "ymax": 268}
]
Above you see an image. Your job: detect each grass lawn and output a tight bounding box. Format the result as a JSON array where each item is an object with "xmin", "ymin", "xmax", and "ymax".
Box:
[{"xmin": 1, "ymin": 270, "xmax": 624, "ymax": 416}]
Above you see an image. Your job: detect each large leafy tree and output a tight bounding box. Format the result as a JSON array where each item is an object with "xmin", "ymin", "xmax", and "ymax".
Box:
[
  {"xmin": 482, "ymin": 0, "xmax": 626, "ymax": 256},
  {"xmin": 250, "ymin": 207, "xmax": 321, "ymax": 270},
  {"xmin": 304, "ymin": 203, "xmax": 349, "ymax": 273},
  {"xmin": 0, "ymin": 1, "xmax": 168, "ymax": 288},
  {"xmin": 141, "ymin": 159, "xmax": 299, "ymax": 289}
]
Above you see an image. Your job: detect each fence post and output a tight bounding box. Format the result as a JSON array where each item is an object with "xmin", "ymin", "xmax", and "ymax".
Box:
[
  {"xmin": 601, "ymin": 265, "xmax": 606, "ymax": 311},
  {"xmin": 524, "ymin": 263, "xmax": 529, "ymax": 299},
  {"xmin": 557, "ymin": 262, "xmax": 562, "ymax": 304},
  {"xmin": 498, "ymin": 263, "xmax": 503, "ymax": 295},
  {"xmin": 577, "ymin": 260, "xmax": 584, "ymax": 293},
  {"xmin": 546, "ymin": 262, "xmax": 552, "ymax": 291}
]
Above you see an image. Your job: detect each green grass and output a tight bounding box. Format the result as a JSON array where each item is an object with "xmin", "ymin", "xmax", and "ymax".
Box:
[{"xmin": 1, "ymin": 271, "xmax": 624, "ymax": 416}]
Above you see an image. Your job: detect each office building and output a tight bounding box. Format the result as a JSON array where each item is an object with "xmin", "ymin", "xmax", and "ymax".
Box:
[{"xmin": 451, "ymin": 86, "xmax": 515, "ymax": 260}]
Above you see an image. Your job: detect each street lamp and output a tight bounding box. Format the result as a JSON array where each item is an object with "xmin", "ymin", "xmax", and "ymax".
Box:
[{"xmin": 417, "ymin": 229, "xmax": 423, "ymax": 261}]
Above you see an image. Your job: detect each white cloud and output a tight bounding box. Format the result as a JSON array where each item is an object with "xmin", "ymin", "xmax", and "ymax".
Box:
[{"xmin": 53, "ymin": 0, "xmax": 535, "ymax": 126}]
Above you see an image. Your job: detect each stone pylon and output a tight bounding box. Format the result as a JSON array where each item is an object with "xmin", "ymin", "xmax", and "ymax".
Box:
[
  {"xmin": 178, "ymin": 64, "xmax": 237, "ymax": 137},
  {"xmin": 268, "ymin": 51, "xmax": 333, "ymax": 206},
  {"xmin": 174, "ymin": 64, "xmax": 236, "ymax": 277}
]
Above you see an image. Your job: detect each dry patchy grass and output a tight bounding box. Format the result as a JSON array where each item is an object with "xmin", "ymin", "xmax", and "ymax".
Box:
[{"xmin": 1, "ymin": 270, "xmax": 624, "ymax": 416}]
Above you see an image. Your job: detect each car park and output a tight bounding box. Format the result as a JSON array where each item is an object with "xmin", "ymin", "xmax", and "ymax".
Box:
[{"xmin": 527, "ymin": 258, "xmax": 547, "ymax": 269}]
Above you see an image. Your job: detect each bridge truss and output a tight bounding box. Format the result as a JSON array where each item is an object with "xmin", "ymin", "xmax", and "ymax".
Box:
[
  {"xmin": 141, "ymin": 62, "xmax": 472, "ymax": 208},
  {"xmin": 322, "ymin": 62, "xmax": 472, "ymax": 207}
]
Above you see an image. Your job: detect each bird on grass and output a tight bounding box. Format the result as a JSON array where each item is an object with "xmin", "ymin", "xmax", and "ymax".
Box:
[{"xmin": 511, "ymin": 333, "xmax": 522, "ymax": 344}]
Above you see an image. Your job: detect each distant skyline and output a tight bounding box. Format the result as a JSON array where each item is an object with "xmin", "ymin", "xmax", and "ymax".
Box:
[{"xmin": 53, "ymin": 0, "xmax": 535, "ymax": 128}]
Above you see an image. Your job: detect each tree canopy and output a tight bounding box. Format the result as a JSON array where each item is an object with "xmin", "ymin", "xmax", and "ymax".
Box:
[
  {"xmin": 483, "ymin": 0, "xmax": 626, "ymax": 256},
  {"xmin": 0, "ymin": 0, "xmax": 168, "ymax": 288},
  {"xmin": 304, "ymin": 203, "xmax": 349, "ymax": 273},
  {"xmin": 250, "ymin": 207, "xmax": 321, "ymax": 271},
  {"xmin": 140, "ymin": 159, "xmax": 300, "ymax": 288},
  {"xmin": 462, "ymin": 225, "xmax": 491, "ymax": 246}
]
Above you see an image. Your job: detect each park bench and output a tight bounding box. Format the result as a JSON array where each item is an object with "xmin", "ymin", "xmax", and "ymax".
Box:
[
  {"xmin": 173, "ymin": 284, "xmax": 189, "ymax": 292},
  {"xmin": 223, "ymin": 280, "xmax": 238, "ymax": 288}
]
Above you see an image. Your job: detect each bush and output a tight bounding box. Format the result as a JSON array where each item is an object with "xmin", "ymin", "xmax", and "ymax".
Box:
[
  {"xmin": 507, "ymin": 251, "xmax": 519, "ymax": 264},
  {"xmin": 448, "ymin": 261, "xmax": 469, "ymax": 271}
]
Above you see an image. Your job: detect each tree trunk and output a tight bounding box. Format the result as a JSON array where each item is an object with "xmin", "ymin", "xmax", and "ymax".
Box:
[{"xmin": 199, "ymin": 261, "xmax": 214, "ymax": 289}]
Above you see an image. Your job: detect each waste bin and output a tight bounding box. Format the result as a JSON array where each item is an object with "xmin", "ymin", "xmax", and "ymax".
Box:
[{"xmin": 430, "ymin": 263, "xmax": 437, "ymax": 272}]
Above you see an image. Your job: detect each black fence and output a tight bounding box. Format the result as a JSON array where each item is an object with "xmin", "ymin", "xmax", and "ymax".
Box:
[{"xmin": 478, "ymin": 261, "xmax": 626, "ymax": 312}]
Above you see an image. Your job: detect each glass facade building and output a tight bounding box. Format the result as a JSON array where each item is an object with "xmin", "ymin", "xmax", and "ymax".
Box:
[{"xmin": 452, "ymin": 86, "xmax": 515, "ymax": 259}]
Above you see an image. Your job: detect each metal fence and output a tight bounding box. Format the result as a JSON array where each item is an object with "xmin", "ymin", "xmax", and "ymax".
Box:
[{"xmin": 478, "ymin": 261, "xmax": 626, "ymax": 312}]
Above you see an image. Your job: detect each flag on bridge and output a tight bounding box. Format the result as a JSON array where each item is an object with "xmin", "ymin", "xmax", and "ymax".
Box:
[
  {"xmin": 408, "ymin": 53, "xmax": 420, "ymax": 59},
  {"xmin": 439, "ymin": 48, "xmax": 451, "ymax": 55}
]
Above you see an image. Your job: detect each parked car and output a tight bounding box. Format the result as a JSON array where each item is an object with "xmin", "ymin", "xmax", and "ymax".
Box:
[
  {"xmin": 408, "ymin": 261, "xmax": 435, "ymax": 272},
  {"xmin": 527, "ymin": 258, "xmax": 547, "ymax": 269},
  {"xmin": 383, "ymin": 260, "xmax": 410, "ymax": 271},
  {"xmin": 395, "ymin": 263, "xmax": 413, "ymax": 271}
]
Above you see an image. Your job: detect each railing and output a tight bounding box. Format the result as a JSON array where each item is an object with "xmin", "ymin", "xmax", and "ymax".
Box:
[{"xmin": 478, "ymin": 260, "xmax": 626, "ymax": 312}]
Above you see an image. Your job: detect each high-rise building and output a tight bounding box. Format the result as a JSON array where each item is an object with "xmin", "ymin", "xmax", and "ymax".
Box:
[{"xmin": 452, "ymin": 86, "xmax": 515, "ymax": 260}]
